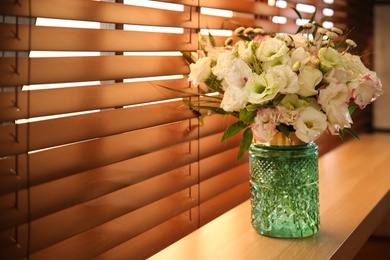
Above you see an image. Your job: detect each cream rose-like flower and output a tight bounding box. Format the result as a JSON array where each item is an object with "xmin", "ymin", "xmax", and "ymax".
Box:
[
  {"xmin": 350, "ymin": 71, "xmax": 383, "ymax": 109},
  {"xmin": 252, "ymin": 108, "xmax": 279, "ymax": 143},
  {"xmin": 324, "ymin": 68, "xmax": 354, "ymax": 84},
  {"xmin": 342, "ymin": 52, "xmax": 369, "ymax": 76},
  {"xmin": 188, "ymin": 57, "xmax": 212, "ymax": 87},
  {"xmin": 245, "ymin": 72, "xmax": 280, "ymax": 104},
  {"xmin": 220, "ymin": 85, "xmax": 248, "ymax": 112},
  {"xmin": 288, "ymin": 34, "xmax": 308, "ymax": 48},
  {"xmin": 276, "ymin": 106, "xmax": 299, "ymax": 125},
  {"xmin": 255, "ymin": 38, "xmax": 289, "ymax": 62},
  {"xmin": 318, "ymin": 47, "xmax": 343, "ymax": 72},
  {"xmin": 297, "ymin": 66, "xmax": 323, "ymax": 97},
  {"xmin": 267, "ymin": 65, "xmax": 299, "ymax": 94},
  {"xmin": 237, "ymin": 40, "xmax": 256, "ymax": 63},
  {"xmin": 294, "ymin": 107, "xmax": 327, "ymax": 143},
  {"xmin": 291, "ymin": 46, "xmax": 310, "ymax": 69}
]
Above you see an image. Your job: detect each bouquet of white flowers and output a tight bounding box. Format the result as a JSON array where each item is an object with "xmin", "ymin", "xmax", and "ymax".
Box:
[{"xmin": 182, "ymin": 11, "xmax": 383, "ymax": 159}]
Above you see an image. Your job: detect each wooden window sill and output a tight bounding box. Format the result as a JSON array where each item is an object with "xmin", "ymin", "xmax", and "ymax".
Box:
[{"xmin": 149, "ymin": 133, "xmax": 390, "ymax": 260}]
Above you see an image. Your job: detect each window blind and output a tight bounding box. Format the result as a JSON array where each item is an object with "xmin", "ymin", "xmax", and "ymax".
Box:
[{"xmin": 0, "ymin": 0, "xmax": 374, "ymax": 259}]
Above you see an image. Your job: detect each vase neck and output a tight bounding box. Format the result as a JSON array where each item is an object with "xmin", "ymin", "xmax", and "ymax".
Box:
[{"xmin": 253, "ymin": 132, "xmax": 307, "ymax": 146}]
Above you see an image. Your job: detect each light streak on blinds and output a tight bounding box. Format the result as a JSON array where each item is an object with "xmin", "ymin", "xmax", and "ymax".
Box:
[
  {"xmin": 201, "ymin": 7, "xmax": 233, "ymax": 17},
  {"xmin": 272, "ymin": 16, "xmax": 287, "ymax": 24},
  {"xmin": 124, "ymin": 0, "xmax": 184, "ymax": 11},
  {"xmin": 124, "ymin": 24, "xmax": 183, "ymax": 34},
  {"xmin": 323, "ymin": 8, "xmax": 334, "ymax": 16},
  {"xmin": 200, "ymin": 29, "xmax": 233, "ymax": 37},
  {"xmin": 296, "ymin": 4, "xmax": 316, "ymax": 13}
]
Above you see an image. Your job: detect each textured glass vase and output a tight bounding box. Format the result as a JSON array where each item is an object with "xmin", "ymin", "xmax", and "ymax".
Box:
[{"xmin": 249, "ymin": 133, "xmax": 319, "ymax": 238}]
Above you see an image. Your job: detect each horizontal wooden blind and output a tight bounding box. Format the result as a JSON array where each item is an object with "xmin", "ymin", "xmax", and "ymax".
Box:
[{"xmin": 0, "ymin": 0, "xmax": 374, "ymax": 259}]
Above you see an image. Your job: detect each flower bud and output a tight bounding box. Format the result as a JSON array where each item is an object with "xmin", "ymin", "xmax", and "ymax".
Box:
[
  {"xmin": 326, "ymin": 31, "xmax": 338, "ymax": 40},
  {"xmin": 346, "ymin": 39, "xmax": 357, "ymax": 48},
  {"xmin": 331, "ymin": 27, "xmax": 343, "ymax": 35},
  {"xmin": 234, "ymin": 26, "xmax": 246, "ymax": 35}
]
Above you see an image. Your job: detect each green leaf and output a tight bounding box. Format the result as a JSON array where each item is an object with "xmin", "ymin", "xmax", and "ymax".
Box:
[
  {"xmin": 292, "ymin": 7, "xmax": 303, "ymax": 20},
  {"xmin": 181, "ymin": 51, "xmax": 194, "ymax": 64},
  {"xmin": 273, "ymin": 94, "xmax": 286, "ymax": 106},
  {"xmin": 277, "ymin": 124, "xmax": 291, "ymax": 138},
  {"xmin": 221, "ymin": 121, "xmax": 250, "ymax": 142},
  {"xmin": 345, "ymin": 128, "xmax": 360, "ymax": 140},
  {"xmin": 349, "ymin": 105, "xmax": 359, "ymax": 115},
  {"xmin": 339, "ymin": 128, "xmax": 345, "ymax": 141},
  {"xmin": 204, "ymin": 74, "xmax": 224, "ymax": 94},
  {"xmin": 239, "ymin": 108, "xmax": 257, "ymax": 125},
  {"xmin": 237, "ymin": 128, "xmax": 253, "ymax": 160},
  {"xmin": 309, "ymin": 9, "xmax": 317, "ymax": 24},
  {"xmin": 208, "ymin": 32, "xmax": 216, "ymax": 47}
]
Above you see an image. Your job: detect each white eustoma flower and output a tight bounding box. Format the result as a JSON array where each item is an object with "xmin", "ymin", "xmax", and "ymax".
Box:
[
  {"xmin": 294, "ymin": 107, "xmax": 327, "ymax": 143},
  {"xmin": 245, "ymin": 72, "xmax": 280, "ymax": 104},
  {"xmin": 224, "ymin": 58, "xmax": 253, "ymax": 88},
  {"xmin": 318, "ymin": 82, "xmax": 350, "ymax": 112},
  {"xmin": 318, "ymin": 82, "xmax": 353, "ymax": 133},
  {"xmin": 211, "ymin": 52, "xmax": 235, "ymax": 80},
  {"xmin": 318, "ymin": 47, "xmax": 343, "ymax": 72},
  {"xmin": 252, "ymin": 108, "xmax": 279, "ymax": 143},
  {"xmin": 262, "ymin": 54, "xmax": 292, "ymax": 70},
  {"xmin": 268, "ymin": 65, "xmax": 299, "ymax": 94},
  {"xmin": 188, "ymin": 57, "xmax": 212, "ymax": 87},
  {"xmin": 212, "ymin": 52, "xmax": 252, "ymax": 90},
  {"xmin": 256, "ymin": 38, "xmax": 289, "ymax": 62},
  {"xmin": 220, "ymin": 85, "xmax": 248, "ymax": 112},
  {"xmin": 350, "ymin": 71, "xmax": 384, "ymax": 109},
  {"xmin": 325, "ymin": 102, "xmax": 353, "ymax": 134},
  {"xmin": 297, "ymin": 66, "xmax": 323, "ymax": 97}
]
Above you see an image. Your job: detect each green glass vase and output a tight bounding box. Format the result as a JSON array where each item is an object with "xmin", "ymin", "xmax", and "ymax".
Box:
[{"xmin": 249, "ymin": 133, "xmax": 319, "ymax": 238}]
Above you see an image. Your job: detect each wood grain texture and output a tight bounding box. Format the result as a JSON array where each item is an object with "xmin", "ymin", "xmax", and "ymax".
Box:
[{"xmin": 150, "ymin": 133, "xmax": 390, "ymax": 260}]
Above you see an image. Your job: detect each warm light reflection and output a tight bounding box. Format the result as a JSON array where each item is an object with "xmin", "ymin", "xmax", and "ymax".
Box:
[
  {"xmin": 200, "ymin": 29, "xmax": 232, "ymax": 37},
  {"xmin": 272, "ymin": 16, "xmax": 287, "ymax": 24},
  {"xmin": 276, "ymin": 1, "xmax": 287, "ymax": 8},
  {"xmin": 323, "ymin": 8, "xmax": 334, "ymax": 17},
  {"xmin": 322, "ymin": 21, "xmax": 334, "ymax": 29},
  {"xmin": 201, "ymin": 7, "xmax": 233, "ymax": 17},
  {"xmin": 123, "ymin": 51, "xmax": 182, "ymax": 56},
  {"xmin": 124, "ymin": 74, "xmax": 184, "ymax": 83},
  {"xmin": 296, "ymin": 3, "xmax": 316, "ymax": 13},
  {"xmin": 124, "ymin": 24, "xmax": 183, "ymax": 34},
  {"xmin": 124, "ymin": 0, "xmax": 184, "ymax": 11},
  {"xmin": 36, "ymin": 18, "xmax": 100, "ymax": 28},
  {"xmin": 268, "ymin": 0, "xmax": 276, "ymax": 6}
]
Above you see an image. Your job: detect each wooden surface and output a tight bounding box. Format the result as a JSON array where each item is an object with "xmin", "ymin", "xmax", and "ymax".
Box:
[{"xmin": 149, "ymin": 133, "xmax": 390, "ymax": 260}]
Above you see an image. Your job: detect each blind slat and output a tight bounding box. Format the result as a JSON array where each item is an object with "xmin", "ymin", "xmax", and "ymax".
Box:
[
  {"xmin": 0, "ymin": 24, "xmax": 198, "ymax": 52},
  {"xmin": 0, "ymin": 78, "xmax": 193, "ymax": 122},
  {"xmin": 0, "ymin": 0, "xmax": 197, "ymax": 28},
  {"xmin": 0, "ymin": 56, "xmax": 189, "ymax": 86},
  {"xmin": 28, "ymin": 188, "xmax": 198, "ymax": 255},
  {"xmin": 0, "ymin": 0, "xmax": 374, "ymax": 258}
]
